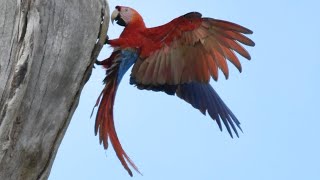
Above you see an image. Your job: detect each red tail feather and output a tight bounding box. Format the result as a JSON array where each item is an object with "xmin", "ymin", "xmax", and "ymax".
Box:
[{"xmin": 95, "ymin": 77, "xmax": 141, "ymax": 176}]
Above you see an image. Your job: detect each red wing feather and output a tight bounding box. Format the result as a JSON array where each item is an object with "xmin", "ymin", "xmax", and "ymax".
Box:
[{"xmin": 131, "ymin": 12, "xmax": 254, "ymax": 85}]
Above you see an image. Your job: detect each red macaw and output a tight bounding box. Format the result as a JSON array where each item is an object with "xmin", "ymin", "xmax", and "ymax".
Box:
[{"xmin": 94, "ymin": 6, "xmax": 255, "ymax": 176}]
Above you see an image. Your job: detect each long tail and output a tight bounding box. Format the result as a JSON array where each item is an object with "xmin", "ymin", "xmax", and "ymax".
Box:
[
  {"xmin": 94, "ymin": 50, "xmax": 140, "ymax": 176},
  {"xmin": 176, "ymin": 82, "xmax": 242, "ymax": 138}
]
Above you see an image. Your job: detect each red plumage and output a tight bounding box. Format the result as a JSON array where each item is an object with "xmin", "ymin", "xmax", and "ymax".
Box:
[
  {"xmin": 94, "ymin": 6, "xmax": 255, "ymax": 176},
  {"xmin": 94, "ymin": 50, "xmax": 140, "ymax": 176}
]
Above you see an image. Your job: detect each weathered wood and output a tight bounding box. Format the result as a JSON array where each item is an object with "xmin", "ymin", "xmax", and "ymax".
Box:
[{"xmin": 0, "ymin": 0, "xmax": 109, "ymax": 179}]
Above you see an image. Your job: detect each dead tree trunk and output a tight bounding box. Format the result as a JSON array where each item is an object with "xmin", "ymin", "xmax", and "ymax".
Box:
[{"xmin": 0, "ymin": 0, "xmax": 109, "ymax": 179}]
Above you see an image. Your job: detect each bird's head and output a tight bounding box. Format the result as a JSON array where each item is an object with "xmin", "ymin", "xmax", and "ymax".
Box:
[{"xmin": 111, "ymin": 6, "xmax": 144, "ymax": 27}]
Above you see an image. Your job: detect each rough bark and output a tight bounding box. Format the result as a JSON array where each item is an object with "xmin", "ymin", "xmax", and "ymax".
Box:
[{"xmin": 0, "ymin": 0, "xmax": 109, "ymax": 179}]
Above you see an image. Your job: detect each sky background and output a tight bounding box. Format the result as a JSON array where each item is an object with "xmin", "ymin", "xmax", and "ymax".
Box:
[{"xmin": 50, "ymin": 0, "xmax": 320, "ymax": 179}]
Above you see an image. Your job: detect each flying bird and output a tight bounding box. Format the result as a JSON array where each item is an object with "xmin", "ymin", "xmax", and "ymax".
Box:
[{"xmin": 94, "ymin": 6, "xmax": 255, "ymax": 176}]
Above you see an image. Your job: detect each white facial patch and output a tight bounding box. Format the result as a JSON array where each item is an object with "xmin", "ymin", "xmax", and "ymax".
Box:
[{"xmin": 120, "ymin": 7, "xmax": 132, "ymax": 24}]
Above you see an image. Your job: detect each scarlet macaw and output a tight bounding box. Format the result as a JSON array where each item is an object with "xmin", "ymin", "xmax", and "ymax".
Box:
[{"xmin": 94, "ymin": 6, "xmax": 255, "ymax": 176}]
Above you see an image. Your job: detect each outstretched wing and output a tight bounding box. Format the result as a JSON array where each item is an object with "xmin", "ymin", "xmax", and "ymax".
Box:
[{"xmin": 131, "ymin": 12, "xmax": 254, "ymax": 85}]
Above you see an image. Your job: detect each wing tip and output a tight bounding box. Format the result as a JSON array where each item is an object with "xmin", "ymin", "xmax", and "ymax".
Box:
[
  {"xmin": 184, "ymin": 12, "xmax": 202, "ymax": 18},
  {"xmin": 250, "ymin": 40, "xmax": 256, "ymax": 47},
  {"xmin": 246, "ymin": 29, "xmax": 254, "ymax": 35}
]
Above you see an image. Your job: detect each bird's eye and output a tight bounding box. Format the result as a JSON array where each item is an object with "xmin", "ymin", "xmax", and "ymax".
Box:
[{"xmin": 125, "ymin": 8, "xmax": 128, "ymax": 12}]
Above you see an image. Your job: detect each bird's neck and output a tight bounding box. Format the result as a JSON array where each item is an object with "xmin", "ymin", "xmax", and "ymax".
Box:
[
  {"xmin": 116, "ymin": 19, "xmax": 147, "ymax": 49},
  {"xmin": 123, "ymin": 20, "xmax": 146, "ymax": 34}
]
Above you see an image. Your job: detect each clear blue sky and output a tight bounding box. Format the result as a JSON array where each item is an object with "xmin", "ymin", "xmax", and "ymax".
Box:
[{"xmin": 50, "ymin": 0, "xmax": 320, "ymax": 179}]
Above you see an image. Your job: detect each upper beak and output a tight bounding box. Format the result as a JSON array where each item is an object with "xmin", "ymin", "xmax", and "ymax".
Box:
[{"xmin": 111, "ymin": 9, "xmax": 120, "ymax": 25}]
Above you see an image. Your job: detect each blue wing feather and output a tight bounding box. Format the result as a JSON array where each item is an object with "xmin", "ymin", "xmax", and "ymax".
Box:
[
  {"xmin": 129, "ymin": 77, "xmax": 242, "ymax": 138},
  {"xmin": 177, "ymin": 83, "xmax": 242, "ymax": 138}
]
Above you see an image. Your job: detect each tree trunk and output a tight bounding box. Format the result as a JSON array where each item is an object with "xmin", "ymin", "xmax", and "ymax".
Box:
[{"xmin": 0, "ymin": 0, "xmax": 109, "ymax": 179}]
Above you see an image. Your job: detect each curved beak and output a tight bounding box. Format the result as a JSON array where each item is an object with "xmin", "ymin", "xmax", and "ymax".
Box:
[{"xmin": 111, "ymin": 9, "xmax": 120, "ymax": 25}]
